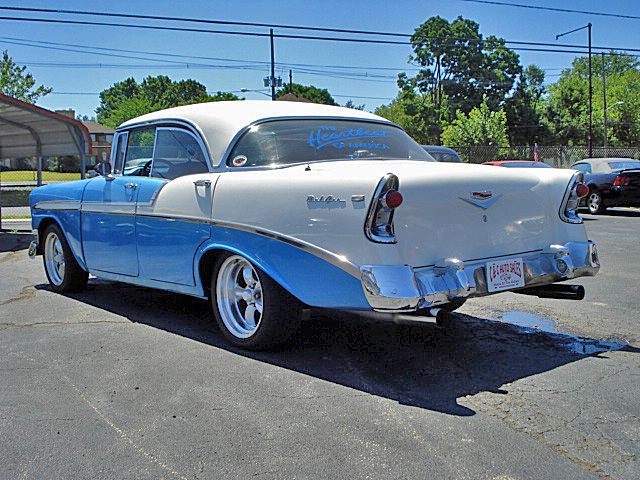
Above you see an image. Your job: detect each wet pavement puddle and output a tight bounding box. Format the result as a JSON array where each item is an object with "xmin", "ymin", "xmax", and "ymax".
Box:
[{"xmin": 493, "ymin": 310, "xmax": 628, "ymax": 355}]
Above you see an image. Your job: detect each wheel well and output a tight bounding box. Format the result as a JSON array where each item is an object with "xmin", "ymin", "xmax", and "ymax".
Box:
[
  {"xmin": 37, "ymin": 217, "xmax": 60, "ymax": 254},
  {"xmin": 198, "ymin": 248, "xmax": 227, "ymax": 297}
]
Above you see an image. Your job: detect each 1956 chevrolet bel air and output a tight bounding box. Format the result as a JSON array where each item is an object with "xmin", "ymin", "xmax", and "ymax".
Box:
[{"xmin": 29, "ymin": 101, "xmax": 600, "ymax": 349}]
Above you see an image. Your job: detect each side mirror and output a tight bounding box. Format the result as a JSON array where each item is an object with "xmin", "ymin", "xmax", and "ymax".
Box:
[{"xmin": 93, "ymin": 162, "xmax": 113, "ymax": 178}]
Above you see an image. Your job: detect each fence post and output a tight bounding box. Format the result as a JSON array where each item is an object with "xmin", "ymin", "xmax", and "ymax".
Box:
[
  {"xmin": 80, "ymin": 152, "xmax": 86, "ymax": 180},
  {"xmin": 37, "ymin": 156, "xmax": 42, "ymax": 186}
]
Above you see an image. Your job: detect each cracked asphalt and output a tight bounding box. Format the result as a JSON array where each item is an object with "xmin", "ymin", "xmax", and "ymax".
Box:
[{"xmin": 1, "ymin": 210, "xmax": 639, "ymax": 479}]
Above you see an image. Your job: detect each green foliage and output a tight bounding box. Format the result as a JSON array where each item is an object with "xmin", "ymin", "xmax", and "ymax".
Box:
[
  {"xmin": 342, "ymin": 100, "xmax": 365, "ymax": 110},
  {"xmin": 505, "ymin": 65, "xmax": 550, "ymax": 145},
  {"xmin": 375, "ymin": 92, "xmax": 447, "ymax": 144},
  {"xmin": 276, "ymin": 83, "xmax": 338, "ymax": 105},
  {"xmin": 441, "ymin": 97, "xmax": 509, "ymax": 147},
  {"xmin": 544, "ymin": 54, "xmax": 640, "ymax": 146},
  {"xmin": 0, "ymin": 50, "xmax": 52, "ymax": 103},
  {"xmin": 96, "ymin": 75, "xmax": 240, "ymax": 128},
  {"xmin": 399, "ymin": 16, "xmax": 521, "ymax": 124}
]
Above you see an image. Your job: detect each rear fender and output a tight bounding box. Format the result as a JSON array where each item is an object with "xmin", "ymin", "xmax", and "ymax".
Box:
[{"xmin": 194, "ymin": 226, "xmax": 370, "ymax": 310}]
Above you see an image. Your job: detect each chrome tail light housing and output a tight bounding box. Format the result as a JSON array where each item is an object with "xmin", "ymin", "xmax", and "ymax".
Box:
[
  {"xmin": 560, "ymin": 172, "xmax": 586, "ymax": 224},
  {"xmin": 365, "ymin": 173, "xmax": 401, "ymax": 243}
]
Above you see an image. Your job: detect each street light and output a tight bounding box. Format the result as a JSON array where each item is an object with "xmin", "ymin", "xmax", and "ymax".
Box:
[
  {"xmin": 240, "ymin": 88, "xmax": 272, "ymax": 98},
  {"xmin": 557, "ymin": 23, "xmax": 593, "ymax": 156}
]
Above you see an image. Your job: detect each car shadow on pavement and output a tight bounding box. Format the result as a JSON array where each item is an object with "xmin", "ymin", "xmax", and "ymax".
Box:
[
  {"xmin": 0, "ymin": 232, "xmax": 32, "ymax": 252},
  {"xmin": 37, "ymin": 279, "xmax": 640, "ymax": 417}
]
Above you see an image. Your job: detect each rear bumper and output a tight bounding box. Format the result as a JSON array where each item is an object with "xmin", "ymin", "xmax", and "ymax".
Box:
[{"xmin": 360, "ymin": 240, "xmax": 600, "ymax": 312}]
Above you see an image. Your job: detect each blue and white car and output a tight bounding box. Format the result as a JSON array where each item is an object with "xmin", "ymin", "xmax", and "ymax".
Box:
[{"xmin": 29, "ymin": 101, "xmax": 600, "ymax": 349}]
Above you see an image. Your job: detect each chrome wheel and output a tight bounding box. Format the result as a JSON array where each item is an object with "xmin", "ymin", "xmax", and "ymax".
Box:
[
  {"xmin": 588, "ymin": 191, "xmax": 603, "ymax": 214},
  {"xmin": 215, "ymin": 255, "xmax": 263, "ymax": 339},
  {"xmin": 44, "ymin": 232, "xmax": 65, "ymax": 286}
]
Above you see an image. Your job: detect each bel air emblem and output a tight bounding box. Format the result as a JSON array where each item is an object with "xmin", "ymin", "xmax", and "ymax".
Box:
[
  {"xmin": 307, "ymin": 195, "xmax": 343, "ymax": 203},
  {"xmin": 460, "ymin": 191, "xmax": 503, "ymax": 209}
]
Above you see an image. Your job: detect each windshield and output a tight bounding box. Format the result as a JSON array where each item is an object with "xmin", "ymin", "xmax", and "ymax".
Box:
[
  {"xmin": 608, "ymin": 161, "xmax": 640, "ymax": 170},
  {"xmin": 227, "ymin": 120, "xmax": 434, "ymax": 167}
]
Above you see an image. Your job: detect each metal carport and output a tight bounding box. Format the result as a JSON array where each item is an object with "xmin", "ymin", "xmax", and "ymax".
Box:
[{"xmin": 0, "ymin": 93, "xmax": 92, "ymax": 229}]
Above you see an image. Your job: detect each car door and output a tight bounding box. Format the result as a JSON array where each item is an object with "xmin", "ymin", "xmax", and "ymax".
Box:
[
  {"xmin": 135, "ymin": 127, "xmax": 215, "ymax": 286},
  {"xmin": 83, "ymin": 126, "xmax": 164, "ymax": 276}
]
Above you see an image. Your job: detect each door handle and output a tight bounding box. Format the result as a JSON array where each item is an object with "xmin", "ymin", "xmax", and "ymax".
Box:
[
  {"xmin": 124, "ymin": 183, "xmax": 138, "ymax": 189},
  {"xmin": 193, "ymin": 179, "xmax": 212, "ymax": 187}
]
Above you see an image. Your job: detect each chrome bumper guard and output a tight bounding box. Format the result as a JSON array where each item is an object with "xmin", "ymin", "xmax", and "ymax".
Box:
[
  {"xmin": 360, "ymin": 240, "xmax": 600, "ymax": 312},
  {"xmin": 27, "ymin": 230, "xmax": 38, "ymax": 259}
]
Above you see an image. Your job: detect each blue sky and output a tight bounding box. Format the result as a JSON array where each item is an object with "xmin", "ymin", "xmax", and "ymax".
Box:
[{"xmin": 2, "ymin": 0, "xmax": 639, "ymax": 117}]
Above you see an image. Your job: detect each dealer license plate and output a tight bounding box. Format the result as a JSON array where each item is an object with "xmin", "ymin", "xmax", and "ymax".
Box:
[{"xmin": 486, "ymin": 258, "xmax": 525, "ymax": 293}]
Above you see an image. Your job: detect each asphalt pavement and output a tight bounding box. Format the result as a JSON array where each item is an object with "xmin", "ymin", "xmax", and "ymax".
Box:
[{"xmin": 1, "ymin": 211, "xmax": 639, "ymax": 479}]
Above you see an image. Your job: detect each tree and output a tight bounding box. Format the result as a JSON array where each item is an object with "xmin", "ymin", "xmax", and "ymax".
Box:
[
  {"xmin": 544, "ymin": 54, "xmax": 640, "ymax": 146},
  {"xmin": 343, "ymin": 100, "xmax": 365, "ymax": 110},
  {"xmin": 505, "ymin": 65, "xmax": 549, "ymax": 145},
  {"xmin": 0, "ymin": 50, "xmax": 52, "ymax": 103},
  {"xmin": 441, "ymin": 97, "xmax": 509, "ymax": 147},
  {"xmin": 398, "ymin": 15, "xmax": 521, "ymax": 136},
  {"xmin": 275, "ymin": 83, "xmax": 338, "ymax": 105},
  {"xmin": 375, "ymin": 91, "xmax": 445, "ymax": 144},
  {"xmin": 97, "ymin": 75, "xmax": 240, "ymax": 127}
]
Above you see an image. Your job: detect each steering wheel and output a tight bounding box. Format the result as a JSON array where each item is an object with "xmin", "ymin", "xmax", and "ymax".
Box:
[{"xmin": 143, "ymin": 159, "xmax": 172, "ymax": 178}]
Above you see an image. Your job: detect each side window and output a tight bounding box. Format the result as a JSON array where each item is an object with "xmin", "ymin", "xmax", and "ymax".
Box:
[
  {"xmin": 572, "ymin": 163, "xmax": 592, "ymax": 174},
  {"xmin": 151, "ymin": 128, "xmax": 209, "ymax": 180},
  {"xmin": 111, "ymin": 132, "xmax": 128, "ymax": 174},
  {"xmin": 123, "ymin": 127, "xmax": 156, "ymax": 176}
]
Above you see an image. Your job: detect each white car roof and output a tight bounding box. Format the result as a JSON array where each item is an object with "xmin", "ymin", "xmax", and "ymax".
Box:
[
  {"xmin": 118, "ymin": 100, "xmax": 394, "ymax": 168},
  {"xmin": 576, "ymin": 157, "xmax": 640, "ymax": 173}
]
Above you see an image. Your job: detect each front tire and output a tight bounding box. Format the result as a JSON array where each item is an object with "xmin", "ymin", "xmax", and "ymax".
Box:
[
  {"xmin": 587, "ymin": 190, "xmax": 606, "ymax": 215},
  {"xmin": 211, "ymin": 252, "xmax": 302, "ymax": 350},
  {"xmin": 42, "ymin": 224, "xmax": 88, "ymax": 292}
]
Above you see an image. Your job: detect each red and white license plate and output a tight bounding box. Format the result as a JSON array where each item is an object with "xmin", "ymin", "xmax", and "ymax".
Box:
[{"xmin": 486, "ymin": 258, "xmax": 525, "ymax": 293}]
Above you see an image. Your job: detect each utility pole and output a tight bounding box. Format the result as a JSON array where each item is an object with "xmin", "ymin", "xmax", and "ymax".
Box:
[
  {"xmin": 588, "ymin": 22, "xmax": 593, "ymax": 156},
  {"xmin": 602, "ymin": 52, "xmax": 608, "ymax": 147},
  {"xmin": 270, "ymin": 28, "xmax": 276, "ymax": 101},
  {"xmin": 289, "ymin": 69, "xmax": 293, "ymax": 93},
  {"xmin": 556, "ymin": 23, "xmax": 593, "ymax": 156}
]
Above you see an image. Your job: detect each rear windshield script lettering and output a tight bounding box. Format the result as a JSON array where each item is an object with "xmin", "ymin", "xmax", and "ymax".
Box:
[{"xmin": 308, "ymin": 126, "xmax": 389, "ymax": 150}]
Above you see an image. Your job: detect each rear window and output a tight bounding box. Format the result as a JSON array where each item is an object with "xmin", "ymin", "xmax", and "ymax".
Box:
[
  {"xmin": 227, "ymin": 120, "xmax": 433, "ymax": 167},
  {"xmin": 608, "ymin": 161, "xmax": 640, "ymax": 170}
]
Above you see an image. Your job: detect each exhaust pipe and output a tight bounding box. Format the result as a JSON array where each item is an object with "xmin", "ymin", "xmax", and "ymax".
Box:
[{"xmin": 516, "ymin": 284, "xmax": 585, "ymax": 300}]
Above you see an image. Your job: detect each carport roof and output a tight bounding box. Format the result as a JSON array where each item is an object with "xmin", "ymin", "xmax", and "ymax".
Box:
[{"xmin": 0, "ymin": 93, "xmax": 91, "ymax": 159}]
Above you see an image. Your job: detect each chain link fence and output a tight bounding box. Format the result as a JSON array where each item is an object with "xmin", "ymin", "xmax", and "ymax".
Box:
[
  {"xmin": 0, "ymin": 156, "xmax": 88, "ymax": 230},
  {"xmin": 452, "ymin": 145, "xmax": 640, "ymax": 167}
]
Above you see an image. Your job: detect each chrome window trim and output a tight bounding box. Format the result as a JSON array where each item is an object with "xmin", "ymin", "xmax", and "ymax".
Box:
[
  {"xmin": 111, "ymin": 131, "xmax": 129, "ymax": 174},
  {"xmin": 114, "ymin": 120, "xmax": 213, "ymax": 176},
  {"xmin": 150, "ymin": 127, "xmax": 211, "ymax": 179}
]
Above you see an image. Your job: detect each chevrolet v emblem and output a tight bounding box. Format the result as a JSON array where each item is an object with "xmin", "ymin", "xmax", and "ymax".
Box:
[{"xmin": 459, "ymin": 191, "xmax": 503, "ymax": 209}]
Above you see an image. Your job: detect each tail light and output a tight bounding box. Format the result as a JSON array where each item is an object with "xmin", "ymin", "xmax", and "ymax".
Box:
[
  {"xmin": 613, "ymin": 175, "xmax": 630, "ymax": 186},
  {"xmin": 365, "ymin": 174, "xmax": 401, "ymax": 243},
  {"xmin": 560, "ymin": 173, "xmax": 584, "ymax": 224}
]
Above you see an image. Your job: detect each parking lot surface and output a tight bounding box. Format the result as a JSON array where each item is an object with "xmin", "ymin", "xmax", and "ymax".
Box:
[{"xmin": 1, "ymin": 211, "xmax": 639, "ymax": 479}]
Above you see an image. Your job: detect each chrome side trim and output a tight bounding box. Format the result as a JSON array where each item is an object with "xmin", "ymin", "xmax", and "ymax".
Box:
[
  {"xmin": 33, "ymin": 200, "xmax": 81, "ymax": 211},
  {"xmin": 81, "ymin": 201, "xmax": 136, "ymax": 215},
  {"xmin": 361, "ymin": 240, "xmax": 600, "ymax": 312},
  {"xmin": 210, "ymin": 219, "xmax": 361, "ymax": 278}
]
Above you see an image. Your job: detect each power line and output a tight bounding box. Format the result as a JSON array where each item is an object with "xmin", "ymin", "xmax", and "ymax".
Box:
[
  {"xmin": 459, "ymin": 0, "xmax": 640, "ymax": 21},
  {"xmin": 2, "ymin": 11, "xmax": 640, "ymax": 56}
]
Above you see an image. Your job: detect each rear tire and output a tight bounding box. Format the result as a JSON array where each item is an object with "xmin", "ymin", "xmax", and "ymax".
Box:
[
  {"xmin": 587, "ymin": 190, "xmax": 606, "ymax": 215},
  {"xmin": 211, "ymin": 252, "xmax": 302, "ymax": 350},
  {"xmin": 42, "ymin": 224, "xmax": 88, "ymax": 292}
]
